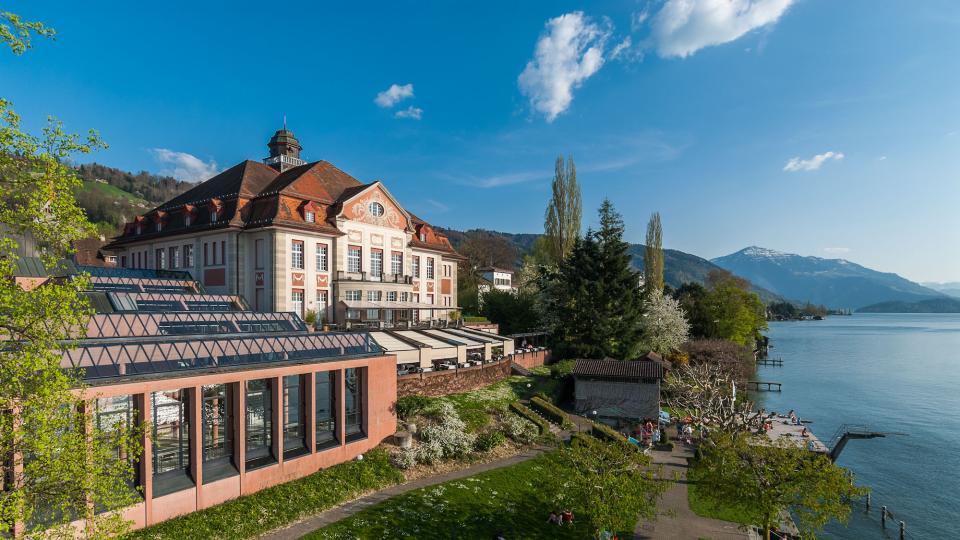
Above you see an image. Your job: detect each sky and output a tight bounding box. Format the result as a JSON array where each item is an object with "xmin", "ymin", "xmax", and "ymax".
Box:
[{"xmin": 1, "ymin": 0, "xmax": 958, "ymax": 282}]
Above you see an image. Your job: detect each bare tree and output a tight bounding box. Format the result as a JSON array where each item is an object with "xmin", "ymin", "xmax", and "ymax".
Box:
[{"xmin": 664, "ymin": 362, "xmax": 769, "ymax": 437}]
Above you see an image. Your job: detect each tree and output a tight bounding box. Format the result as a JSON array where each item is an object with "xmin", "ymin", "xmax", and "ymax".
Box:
[
  {"xmin": 0, "ymin": 14, "xmax": 142, "ymax": 536},
  {"xmin": 545, "ymin": 439, "xmax": 665, "ymax": 536},
  {"xmin": 671, "ymin": 282, "xmax": 713, "ymax": 338},
  {"xmin": 593, "ymin": 200, "xmax": 646, "ymax": 359},
  {"xmin": 683, "ymin": 338, "xmax": 755, "ymax": 383},
  {"xmin": 478, "ymin": 288, "xmax": 541, "ymax": 335},
  {"xmin": 640, "ymin": 292, "xmax": 689, "ymax": 355},
  {"xmin": 457, "ymin": 230, "xmax": 517, "ymax": 270},
  {"xmin": 543, "ymin": 155, "xmax": 581, "ymax": 266},
  {"xmin": 704, "ymin": 270, "xmax": 767, "ymax": 348},
  {"xmin": 643, "ymin": 212, "xmax": 664, "ymax": 293},
  {"xmin": 695, "ymin": 433, "xmax": 867, "ymax": 540},
  {"xmin": 663, "ymin": 362, "xmax": 767, "ymax": 436}
]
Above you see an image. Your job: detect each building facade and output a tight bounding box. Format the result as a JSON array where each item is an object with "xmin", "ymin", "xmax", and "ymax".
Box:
[
  {"xmin": 105, "ymin": 129, "xmax": 463, "ymax": 328},
  {"xmin": 477, "ymin": 267, "xmax": 516, "ymax": 295},
  {"xmin": 571, "ymin": 354, "xmax": 668, "ymax": 428}
]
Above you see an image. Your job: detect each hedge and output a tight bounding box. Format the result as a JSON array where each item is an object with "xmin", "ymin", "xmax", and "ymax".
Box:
[
  {"xmin": 462, "ymin": 316, "xmax": 490, "ymax": 323},
  {"xmin": 569, "ymin": 431, "xmax": 600, "ymax": 449},
  {"xmin": 529, "ymin": 396, "xmax": 575, "ymax": 430},
  {"xmin": 591, "ymin": 421, "xmax": 627, "ymax": 444},
  {"xmin": 509, "ymin": 402, "xmax": 551, "ymax": 435},
  {"xmin": 126, "ymin": 448, "xmax": 403, "ymax": 539}
]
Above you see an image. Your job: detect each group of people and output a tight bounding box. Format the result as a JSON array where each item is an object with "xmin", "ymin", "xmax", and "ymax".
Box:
[
  {"xmin": 634, "ymin": 419, "xmax": 662, "ymax": 447},
  {"xmin": 546, "ymin": 509, "xmax": 574, "ymax": 526}
]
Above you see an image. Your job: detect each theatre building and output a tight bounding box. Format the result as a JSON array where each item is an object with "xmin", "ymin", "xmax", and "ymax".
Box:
[
  {"xmin": 34, "ymin": 264, "xmax": 398, "ymax": 530},
  {"xmin": 104, "ymin": 128, "xmax": 463, "ymax": 328}
]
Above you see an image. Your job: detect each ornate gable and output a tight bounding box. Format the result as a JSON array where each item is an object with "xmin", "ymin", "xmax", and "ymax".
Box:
[{"xmin": 338, "ymin": 183, "xmax": 411, "ymax": 231}]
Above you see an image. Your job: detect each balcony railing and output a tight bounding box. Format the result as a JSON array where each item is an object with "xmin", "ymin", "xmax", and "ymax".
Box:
[{"xmin": 336, "ymin": 271, "xmax": 413, "ymax": 284}]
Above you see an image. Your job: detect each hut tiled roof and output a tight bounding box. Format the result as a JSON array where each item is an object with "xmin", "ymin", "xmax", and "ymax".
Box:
[{"xmin": 571, "ymin": 355, "xmax": 669, "ymax": 380}]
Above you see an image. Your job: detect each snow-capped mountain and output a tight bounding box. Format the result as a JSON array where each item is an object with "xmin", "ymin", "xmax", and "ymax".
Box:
[{"xmin": 711, "ymin": 246, "xmax": 944, "ymax": 309}]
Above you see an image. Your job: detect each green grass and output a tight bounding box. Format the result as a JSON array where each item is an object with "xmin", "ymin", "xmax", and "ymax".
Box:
[
  {"xmin": 686, "ymin": 458, "xmax": 759, "ymax": 526},
  {"xmin": 80, "ymin": 179, "xmax": 149, "ymax": 204},
  {"xmin": 305, "ymin": 455, "xmax": 603, "ymax": 540},
  {"xmin": 125, "ymin": 448, "xmax": 403, "ymax": 540},
  {"xmin": 431, "ymin": 373, "xmax": 561, "ymax": 433}
]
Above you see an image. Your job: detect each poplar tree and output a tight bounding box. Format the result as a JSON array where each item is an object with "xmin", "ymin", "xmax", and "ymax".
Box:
[
  {"xmin": 543, "ymin": 156, "xmax": 581, "ymax": 266},
  {"xmin": 1, "ymin": 12, "xmax": 142, "ymax": 537},
  {"xmin": 644, "ymin": 212, "xmax": 664, "ymax": 293}
]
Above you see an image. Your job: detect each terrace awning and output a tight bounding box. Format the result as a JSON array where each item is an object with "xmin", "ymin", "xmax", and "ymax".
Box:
[{"xmin": 341, "ymin": 300, "xmax": 457, "ymax": 310}]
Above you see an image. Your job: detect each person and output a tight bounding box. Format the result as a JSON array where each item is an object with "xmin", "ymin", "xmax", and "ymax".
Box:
[
  {"xmin": 562, "ymin": 509, "xmax": 574, "ymax": 526},
  {"xmin": 653, "ymin": 427, "xmax": 661, "ymax": 445},
  {"xmin": 682, "ymin": 423, "xmax": 693, "ymax": 444},
  {"xmin": 801, "ymin": 427, "xmax": 809, "ymax": 437},
  {"xmin": 547, "ymin": 511, "xmax": 561, "ymax": 525}
]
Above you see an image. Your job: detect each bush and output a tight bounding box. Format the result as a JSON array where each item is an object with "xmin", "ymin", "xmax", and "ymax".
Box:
[
  {"xmin": 463, "ymin": 316, "xmax": 490, "ymax": 323},
  {"xmin": 393, "ymin": 448, "xmax": 417, "ymax": 469},
  {"xmin": 500, "ymin": 413, "xmax": 538, "ymax": 445},
  {"xmin": 396, "ymin": 395, "xmax": 432, "ymax": 420},
  {"xmin": 549, "ymin": 359, "xmax": 576, "ymax": 379},
  {"xmin": 530, "ymin": 396, "xmax": 575, "ymax": 430},
  {"xmin": 474, "ymin": 431, "xmax": 506, "ymax": 452},
  {"xmin": 304, "ymin": 309, "xmax": 317, "ymax": 326},
  {"xmin": 569, "ymin": 431, "xmax": 600, "ymax": 449},
  {"xmin": 509, "ymin": 402, "xmax": 550, "ymax": 434},
  {"xmin": 591, "ymin": 422, "xmax": 625, "ymax": 443},
  {"xmin": 417, "ymin": 402, "xmax": 476, "ymax": 461}
]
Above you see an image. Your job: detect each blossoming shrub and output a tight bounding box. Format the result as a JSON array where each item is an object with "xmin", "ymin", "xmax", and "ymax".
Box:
[
  {"xmin": 419, "ymin": 402, "xmax": 476, "ymax": 460},
  {"xmin": 501, "ymin": 413, "xmax": 538, "ymax": 445}
]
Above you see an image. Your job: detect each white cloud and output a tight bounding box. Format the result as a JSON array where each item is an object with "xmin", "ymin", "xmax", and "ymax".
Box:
[
  {"xmin": 610, "ymin": 37, "xmax": 633, "ymax": 60},
  {"xmin": 518, "ymin": 12, "xmax": 612, "ymax": 122},
  {"xmin": 374, "ymin": 83, "xmax": 414, "ymax": 108},
  {"xmin": 651, "ymin": 0, "xmax": 794, "ymax": 58},
  {"xmin": 150, "ymin": 148, "xmax": 218, "ymax": 182},
  {"xmin": 783, "ymin": 151, "xmax": 844, "ymax": 172},
  {"xmin": 394, "ymin": 106, "xmax": 423, "ymax": 120},
  {"xmin": 877, "ymin": 155, "xmax": 887, "ymax": 161},
  {"xmin": 823, "ymin": 247, "xmax": 851, "ymax": 254}
]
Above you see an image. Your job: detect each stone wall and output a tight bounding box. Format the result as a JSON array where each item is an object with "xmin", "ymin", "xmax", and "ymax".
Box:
[
  {"xmin": 511, "ymin": 349, "xmax": 550, "ymax": 369},
  {"xmin": 397, "ymin": 358, "xmax": 512, "ymax": 398}
]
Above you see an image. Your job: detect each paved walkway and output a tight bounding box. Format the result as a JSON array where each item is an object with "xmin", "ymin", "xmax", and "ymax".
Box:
[
  {"xmin": 634, "ymin": 442, "xmax": 748, "ymax": 540},
  {"xmin": 261, "ymin": 446, "xmax": 550, "ymax": 540}
]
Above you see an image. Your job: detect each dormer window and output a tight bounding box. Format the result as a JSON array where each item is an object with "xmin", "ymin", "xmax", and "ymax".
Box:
[
  {"xmin": 210, "ymin": 208, "xmax": 219, "ymax": 223},
  {"xmin": 305, "ymin": 211, "xmax": 315, "ymax": 223},
  {"xmin": 135, "ymin": 224, "xmax": 142, "ymax": 235},
  {"xmin": 155, "ymin": 222, "xmax": 162, "ymax": 232},
  {"xmin": 419, "ymin": 232, "xmax": 426, "ymax": 242},
  {"xmin": 185, "ymin": 214, "xmax": 192, "ymax": 227},
  {"xmin": 369, "ymin": 202, "xmax": 385, "ymax": 217}
]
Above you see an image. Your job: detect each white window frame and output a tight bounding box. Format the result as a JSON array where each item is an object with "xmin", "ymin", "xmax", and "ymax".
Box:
[
  {"xmin": 292, "ymin": 241, "xmax": 304, "ymax": 269},
  {"xmin": 348, "ymin": 247, "xmax": 362, "ymax": 273},
  {"xmin": 316, "ymin": 243, "xmax": 328, "ymax": 272},
  {"xmin": 412, "ymin": 256, "xmax": 420, "ymax": 278},
  {"xmin": 345, "ymin": 290, "xmax": 362, "ymax": 301},
  {"xmin": 426, "ymin": 258, "xmax": 434, "ymax": 279},
  {"xmin": 390, "ymin": 252, "xmax": 403, "ymax": 275},
  {"xmin": 370, "ymin": 251, "xmax": 383, "ymax": 278}
]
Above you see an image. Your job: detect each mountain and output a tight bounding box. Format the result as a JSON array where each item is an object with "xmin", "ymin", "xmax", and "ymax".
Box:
[
  {"xmin": 858, "ymin": 297, "xmax": 960, "ymax": 313},
  {"xmin": 712, "ymin": 246, "xmax": 944, "ymax": 309},
  {"xmin": 921, "ymin": 282, "xmax": 960, "ymax": 299},
  {"xmin": 440, "ymin": 228, "xmax": 780, "ymax": 302}
]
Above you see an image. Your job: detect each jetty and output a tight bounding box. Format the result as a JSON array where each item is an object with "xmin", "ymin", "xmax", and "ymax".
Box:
[
  {"xmin": 747, "ymin": 380, "xmax": 782, "ymax": 391},
  {"xmin": 756, "ymin": 357, "xmax": 783, "ymax": 367}
]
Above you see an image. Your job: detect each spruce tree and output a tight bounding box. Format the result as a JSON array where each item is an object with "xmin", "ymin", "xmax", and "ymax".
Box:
[{"xmin": 594, "ymin": 200, "xmax": 646, "ymax": 359}]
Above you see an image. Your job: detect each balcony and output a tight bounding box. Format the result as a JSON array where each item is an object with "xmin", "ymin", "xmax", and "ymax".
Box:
[{"xmin": 336, "ymin": 271, "xmax": 413, "ymax": 284}]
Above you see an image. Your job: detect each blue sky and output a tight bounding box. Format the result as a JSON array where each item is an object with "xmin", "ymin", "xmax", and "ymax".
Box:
[{"xmin": 2, "ymin": 1, "xmax": 958, "ymax": 282}]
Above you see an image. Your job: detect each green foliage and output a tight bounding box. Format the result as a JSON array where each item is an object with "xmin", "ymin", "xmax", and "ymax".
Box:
[
  {"xmin": 129, "ymin": 448, "xmax": 404, "ymax": 540},
  {"xmin": 543, "ymin": 200, "xmax": 646, "ymax": 360},
  {"xmin": 509, "ymin": 402, "xmax": 551, "ymax": 434},
  {"xmin": 530, "ymin": 396, "xmax": 574, "ymax": 430},
  {"xmin": 474, "ymin": 431, "xmax": 506, "ymax": 452},
  {"xmin": 395, "ymin": 395, "xmax": 433, "ymax": 420},
  {"xmin": 694, "ymin": 433, "xmax": 867, "ymax": 539},
  {"xmin": 644, "ymin": 212, "xmax": 664, "ymax": 293},
  {"xmin": 549, "ymin": 359, "xmax": 576, "ymax": 378},
  {"xmin": 304, "ymin": 309, "xmax": 318, "ymax": 326},
  {"xmin": 590, "ymin": 422, "xmax": 628, "ymax": 446},
  {"xmin": 461, "ymin": 315, "xmax": 489, "ymax": 323},
  {"xmin": 543, "ymin": 155, "xmax": 581, "ymax": 266},
  {"xmin": 543, "ymin": 439, "xmax": 666, "ymax": 535},
  {"xmin": 672, "ymin": 282, "xmax": 713, "ymax": 338},
  {"xmin": 0, "ymin": 99, "xmax": 142, "ymax": 536},
  {"xmin": 673, "ymin": 271, "xmax": 767, "ymax": 347},
  {"xmin": 0, "ymin": 10, "xmax": 55, "ymax": 55},
  {"xmin": 479, "ymin": 288, "xmax": 542, "ymax": 335}
]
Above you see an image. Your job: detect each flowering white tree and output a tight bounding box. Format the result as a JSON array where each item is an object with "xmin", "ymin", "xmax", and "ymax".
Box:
[{"xmin": 641, "ymin": 292, "xmax": 690, "ymax": 354}]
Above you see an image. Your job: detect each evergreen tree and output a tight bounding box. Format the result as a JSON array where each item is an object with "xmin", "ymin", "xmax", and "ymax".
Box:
[
  {"xmin": 594, "ymin": 200, "xmax": 646, "ymax": 359},
  {"xmin": 644, "ymin": 212, "xmax": 664, "ymax": 293},
  {"xmin": 543, "ymin": 156, "xmax": 581, "ymax": 266}
]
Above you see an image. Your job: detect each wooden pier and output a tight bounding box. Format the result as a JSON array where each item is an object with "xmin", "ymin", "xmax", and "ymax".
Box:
[
  {"xmin": 747, "ymin": 381, "xmax": 782, "ymax": 391},
  {"xmin": 757, "ymin": 357, "xmax": 783, "ymax": 367}
]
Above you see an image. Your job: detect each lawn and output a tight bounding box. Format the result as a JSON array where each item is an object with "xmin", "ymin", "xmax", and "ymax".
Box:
[
  {"xmin": 686, "ymin": 458, "xmax": 759, "ymax": 526},
  {"xmin": 306, "ymin": 455, "xmax": 597, "ymax": 540},
  {"xmin": 432, "ymin": 372, "xmax": 561, "ymax": 433}
]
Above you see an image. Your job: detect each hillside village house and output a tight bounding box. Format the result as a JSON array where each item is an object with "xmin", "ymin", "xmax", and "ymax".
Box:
[
  {"xmin": 105, "ymin": 128, "xmax": 463, "ymax": 328},
  {"xmin": 477, "ymin": 266, "xmax": 516, "ymax": 295}
]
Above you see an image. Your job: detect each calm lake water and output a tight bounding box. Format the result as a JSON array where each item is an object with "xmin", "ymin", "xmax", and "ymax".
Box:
[{"xmin": 758, "ymin": 314, "xmax": 960, "ymax": 539}]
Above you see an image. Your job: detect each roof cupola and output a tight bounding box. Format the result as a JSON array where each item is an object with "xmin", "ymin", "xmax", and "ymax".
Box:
[{"xmin": 263, "ymin": 124, "xmax": 306, "ymax": 171}]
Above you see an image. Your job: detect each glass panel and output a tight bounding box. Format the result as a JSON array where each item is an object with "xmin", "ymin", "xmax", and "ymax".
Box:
[
  {"xmin": 152, "ymin": 389, "xmax": 193, "ymax": 496},
  {"xmin": 245, "ymin": 379, "xmax": 274, "ymax": 468},
  {"xmin": 315, "ymin": 371, "xmax": 337, "ymax": 448},
  {"xmin": 95, "ymin": 395, "xmax": 139, "ymax": 495},
  {"xmin": 283, "ymin": 375, "xmax": 308, "ymax": 458},
  {"xmin": 344, "ymin": 368, "xmax": 365, "ymax": 440}
]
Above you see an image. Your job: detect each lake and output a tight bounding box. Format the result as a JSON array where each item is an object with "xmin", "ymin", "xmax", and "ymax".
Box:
[{"xmin": 758, "ymin": 314, "xmax": 960, "ymax": 539}]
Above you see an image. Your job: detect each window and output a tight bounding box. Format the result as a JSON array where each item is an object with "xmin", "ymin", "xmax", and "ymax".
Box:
[
  {"xmin": 183, "ymin": 245, "xmax": 193, "ymax": 267},
  {"xmin": 292, "ymin": 289, "xmax": 305, "ymax": 318},
  {"xmin": 418, "ymin": 232, "xmax": 426, "ymax": 242},
  {"xmin": 444, "ymin": 296, "xmax": 451, "ymax": 307},
  {"xmin": 347, "ymin": 246, "xmax": 362, "ymax": 273},
  {"xmin": 346, "ymin": 309, "xmax": 361, "ymax": 320},
  {"xmin": 136, "ymin": 224, "xmax": 142, "ymax": 235},
  {"xmin": 95, "ymin": 395, "xmax": 138, "ymax": 493},
  {"xmin": 203, "ymin": 243, "xmax": 209, "ymax": 266},
  {"xmin": 245, "ymin": 379, "xmax": 274, "ymax": 469},
  {"xmin": 202, "ymin": 384, "xmax": 236, "ymax": 482},
  {"xmin": 169, "ymin": 246, "xmax": 180, "ymax": 269},
  {"xmin": 220, "ymin": 241, "xmax": 225, "ymax": 265},
  {"xmin": 412, "ymin": 256, "xmax": 420, "ymax": 278},
  {"xmin": 155, "ymin": 222, "xmax": 162, "ymax": 233},
  {"xmin": 345, "ymin": 290, "xmax": 362, "ymax": 301},
  {"xmin": 185, "ymin": 214, "xmax": 192, "ymax": 227},
  {"xmin": 426, "ymin": 258, "xmax": 434, "ymax": 279},
  {"xmin": 121, "ymin": 255, "xmax": 127, "ymax": 268},
  {"xmin": 366, "ymin": 308, "xmax": 379, "ymax": 320},
  {"xmin": 386, "ymin": 291, "xmax": 397, "ymax": 302},
  {"xmin": 344, "ymin": 368, "xmax": 365, "ymax": 440},
  {"xmin": 427, "ymin": 294, "xmax": 434, "ymax": 305},
  {"xmin": 367, "ymin": 290, "xmax": 382, "ymax": 302},
  {"xmin": 317, "ymin": 290, "xmax": 329, "ymax": 311},
  {"xmin": 255, "ymin": 288, "xmax": 265, "ymax": 311},
  {"xmin": 210, "ymin": 208, "xmax": 219, "ymax": 223},
  {"xmin": 305, "ymin": 210, "xmax": 315, "ymax": 223},
  {"xmin": 292, "ymin": 241, "xmax": 304, "ymax": 269},
  {"xmin": 368, "ymin": 202, "xmax": 384, "ymax": 217},
  {"xmin": 390, "ymin": 252, "xmax": 403, "ymax": 275},
  {"xmin": 255, "ymin": 239, "xmax": 264, "ymax": 269},
  {"xmin": 155, "ymin": 248, "xmax": 166, "ymax": 269},
  {"xmin": 400, "ymin": 292, "xmax": 409, "ymax": 302},
  {"xmin": 443, "ymin": 264, "xmax": 451, "ymax": 277},
  {"xmin": 315, "ymin": 371, "xmax": 337, "ymax": 449},
  {"xmin": 370, "ymin": 250, "xmax": 383, "ymax": 277},
  {"xmin": 282, "ymin": 375, "xmax": 309, "ymax": 458},
  {"xmin": 152, "ymin": 389, "xmax": 192, "ymax": 496},
  {"xmin": 316, "ymin": 243, "xmax": 328, "ymax": 272}
]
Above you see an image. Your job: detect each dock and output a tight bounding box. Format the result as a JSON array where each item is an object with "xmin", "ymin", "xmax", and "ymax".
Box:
[
  {"xmin": 756, "ymin": 357, "xmax": 783, "ymax": 367},
  {"xmin": 747, "ymin": 381, "xmax": 782, "ymax": 391}
]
